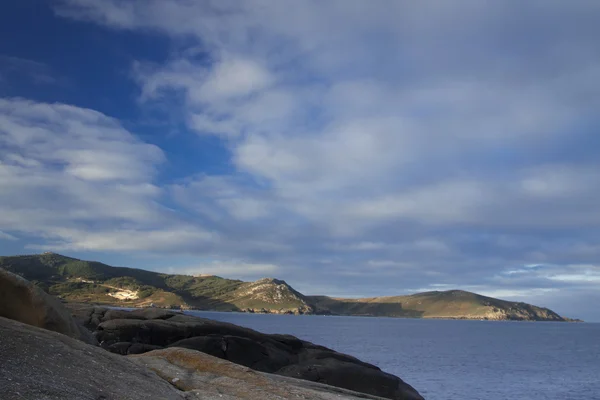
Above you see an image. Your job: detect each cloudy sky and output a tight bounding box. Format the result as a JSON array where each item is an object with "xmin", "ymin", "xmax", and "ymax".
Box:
[{"xmin": 1, "ymin": 1, "xmax": 599, "ymax": 321}]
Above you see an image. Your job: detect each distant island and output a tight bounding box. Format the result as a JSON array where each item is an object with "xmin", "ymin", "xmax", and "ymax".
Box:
[{"xmin": 0, "ymin": 253, "xmax": 579, "ymax": 322}]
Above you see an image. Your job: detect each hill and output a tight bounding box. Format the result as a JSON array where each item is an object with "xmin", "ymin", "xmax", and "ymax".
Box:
[
  {"xmin": 308, "ymin": 290, "xmax": 569, "ymax": 321},
  {"xmin": 0, "ymin": 253, "xmax": 574, "ymax": 321},
  {"xmin": 0, "ymin": 253, "xmax": 312, "ymax": 314}
]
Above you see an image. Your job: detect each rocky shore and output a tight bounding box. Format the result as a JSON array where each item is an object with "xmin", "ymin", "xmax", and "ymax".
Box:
[{"xmin": 0, "ymin": 268, "xmax": 424, "ymax": 400}]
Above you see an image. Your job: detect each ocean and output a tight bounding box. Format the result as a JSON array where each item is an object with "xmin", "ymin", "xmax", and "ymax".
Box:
[{"xmin": 185, "ymin": 311, "xmax": 600, "ymax": 400}]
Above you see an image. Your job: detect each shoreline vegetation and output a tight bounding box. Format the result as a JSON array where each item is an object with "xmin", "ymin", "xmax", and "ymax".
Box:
[{"xmin": 0, "ymin": 252, "xmax": 580, "ymax": 322}]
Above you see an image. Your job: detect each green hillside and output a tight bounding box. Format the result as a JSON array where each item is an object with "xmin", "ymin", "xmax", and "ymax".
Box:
[
  {"xmin": 0, "ymin": 253, "xmax": 311, "ymax": 313},
  {"xmin": 308, "ymin": 290, "xmax": 568, "ymax": 321}
]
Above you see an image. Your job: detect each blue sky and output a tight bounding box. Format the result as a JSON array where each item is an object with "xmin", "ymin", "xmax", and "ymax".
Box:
[{"xmin": 1, "ymin": 1, "xmax": 600, "ymax": 321}]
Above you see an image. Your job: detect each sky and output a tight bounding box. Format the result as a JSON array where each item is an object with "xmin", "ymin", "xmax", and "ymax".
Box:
[{"xmin": 1, "ymin": 1, "xmax": 599, "ymax": 321}]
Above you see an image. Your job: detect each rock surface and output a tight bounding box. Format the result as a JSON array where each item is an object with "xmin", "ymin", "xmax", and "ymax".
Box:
[
  {"xmin": 131, "ymin": 347, "xmax": 395, "ymax": 400},
  {"xmin": 72, "ymin": 305, "xmax": 423, "ymax": 400},
  {"xmin": 277, "ymin": 358, "xmax": 413, "ymax": 399},
  {"xmin": 0, "ymin": 316, "xmax": 184, "ymax": 400},
  {"xmin": 0, "ymin": 268, "xmax": 96, "ymax": 344},
  {"xmin": 1, "ymin": 316, "xmax": 408, "ymax": 400}
]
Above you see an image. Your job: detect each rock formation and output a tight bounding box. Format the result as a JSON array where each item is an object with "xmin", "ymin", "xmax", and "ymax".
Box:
[
  {"xmin": 0, "ymin": 316, "xmax": 182, "ymax": 400},
  {"xmin": 0, "ymin": 268, "xmax": 96, "ymax": 344},
  {"xmin": 0, "ymin": 269, "xmax": 424, "ymax": 400},
  {"xmin": 71, "ymin": 305, "xmax": 423, "ymax": 400},
  {"xmin": 131, "ymin": 347, "xmax": 409, "ymax": 400},
  {"xmin": 2, "ymin": 316, "xmax": 414, "ymax": 400}
]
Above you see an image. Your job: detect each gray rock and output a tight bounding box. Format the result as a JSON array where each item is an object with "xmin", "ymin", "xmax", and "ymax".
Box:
[
  {"xmin": 0, "ymin": 268, "xmax": 97, "ymax": 345},
  {"xmin": 88, "ymin": 306, "xmax": 424, "ymax": 399},
  {"xmin": 103, "ymin": 307, "xmax": 178, "ymax": 321},
  {"xmin": 0, "ymin": 316, "xmax": 184, "ymax": 400},
  {"xmin": 276, "ymin": 358, "xmax": 424, "ymax": 400},
  {"xmin": 0, "ymin": 316, "xmax": 410, "ymax": 400},
  {"xmin": 105, "ymin": 341, "xmax": 164, "ymax": 355},
  {"xmin": 131, "ymin": 347, "xmax": 392, "ymax": 400},
  {"xmin": 96, "ymin": 313, "xmax": 287, "ymax": 348},
  {"xmin": 168, "ymin": 335, "xmax": 295, "ymax": 372},
  {"xmin": 129, "ymin": 342, "xmax": 165, "ymax": 355}
]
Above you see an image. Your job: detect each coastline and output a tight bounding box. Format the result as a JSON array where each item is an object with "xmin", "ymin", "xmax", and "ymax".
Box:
[
  {"xmin": 1, "ymin": 268, "xmax": 425, "ymax": 400},
  {"xmin": 87, "ymin": 302, "xmax": 583, "ymax": 323}
]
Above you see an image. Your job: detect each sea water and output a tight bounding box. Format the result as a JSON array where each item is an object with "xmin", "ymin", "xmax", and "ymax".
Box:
[{"xmin": 185, "ymin": 311, "xmax": 600, "ymax": 400}]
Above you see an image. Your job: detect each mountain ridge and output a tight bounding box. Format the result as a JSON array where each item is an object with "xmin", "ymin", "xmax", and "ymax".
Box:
[{"xmin": 0, "ymin": 253, "xmax": 578, "ymax": 321}]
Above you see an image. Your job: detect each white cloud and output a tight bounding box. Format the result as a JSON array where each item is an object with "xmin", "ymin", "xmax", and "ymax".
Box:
[
  {"xmin": 30, "ymin": 227, "xmax": 217, "ymax": 253},
  {"xmin": 15, "ymin": 1, "xmax": 600, "ymax": 319},
  {"xmin": 170, "ymin": 175, "xmax": 274, "ymax": 221},
  {"xmin": 474, "ymin": 288, "xmax": 559, "ymax": 300},
  {"xmin": 135, "ymin": 55, "xmax": 276, "ymax": 138},
  {"xmin": 548, "ymin": 274, "xmax": 600, "ymax": 283},
  {"xmin": 497, "ymin": 263, "xmax": 600, "ymax": 288},
  {"xmin": 0, "ymin": 98, "xmax": 216, "ymax": 252},
  {"xmin": 137, "ymin": 56, "xmax": 273, "ymax": 103},
  {"xmin": 0, "ymin": 231, "xmax": 17, "ymax": 241},
  {"xmin": 367, "ymin": 260, "xmax": 412, "ymax": 269},
  {"xmin": 0, "ymin": 99, "xmax": 163, "ymax": 182},
  {"xmin": 55, "ymin": 1, "xmax": 600, "ymax": 233},
  {"xmin": 176, "ymin": 260, "xmax": 279, "ymax": 279},
  {"xmin": 545, "ymin": 264, "xmax": 600, "ymax": 283},
  {"xmin": 200, "ymin": 57, "xmax": 273, "ymax": 100},
  {"xmin": 335, "ymin": 242, "xmax": 387, "ymax": 251}
]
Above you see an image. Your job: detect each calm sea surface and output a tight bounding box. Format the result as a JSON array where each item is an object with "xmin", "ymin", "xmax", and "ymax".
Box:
[{"xmin": 185, "ymin": 311, "xmax": 600, "ymax": 400}]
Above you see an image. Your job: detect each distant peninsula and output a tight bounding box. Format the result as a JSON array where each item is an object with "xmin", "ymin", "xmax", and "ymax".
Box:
[{"xmin": 0, "ymin": 253, "xmax": 579, "ymax": 322}]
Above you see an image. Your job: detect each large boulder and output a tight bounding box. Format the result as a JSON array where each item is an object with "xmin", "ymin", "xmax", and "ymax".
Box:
[
  {"xmin": 276, "ymin": 358, "xmax": 423, "ymax": 400},
  {"xmin": 0, "ymin": 268, "xmax": 96, "ymax": 344},
  {"xmin": 168, "ymin": 335, "xmax": 295, "ymax": 372},
  {"xmin": 131, "ymin": 347, "xmax": 391, "ymax": 400},
  {"xmin": 83, "ymin": 306, "xmax": 424, "ymax": 400},
  {"xmin": 0, "ymin": 316, "xmax": 184, "ymax": 400}
]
